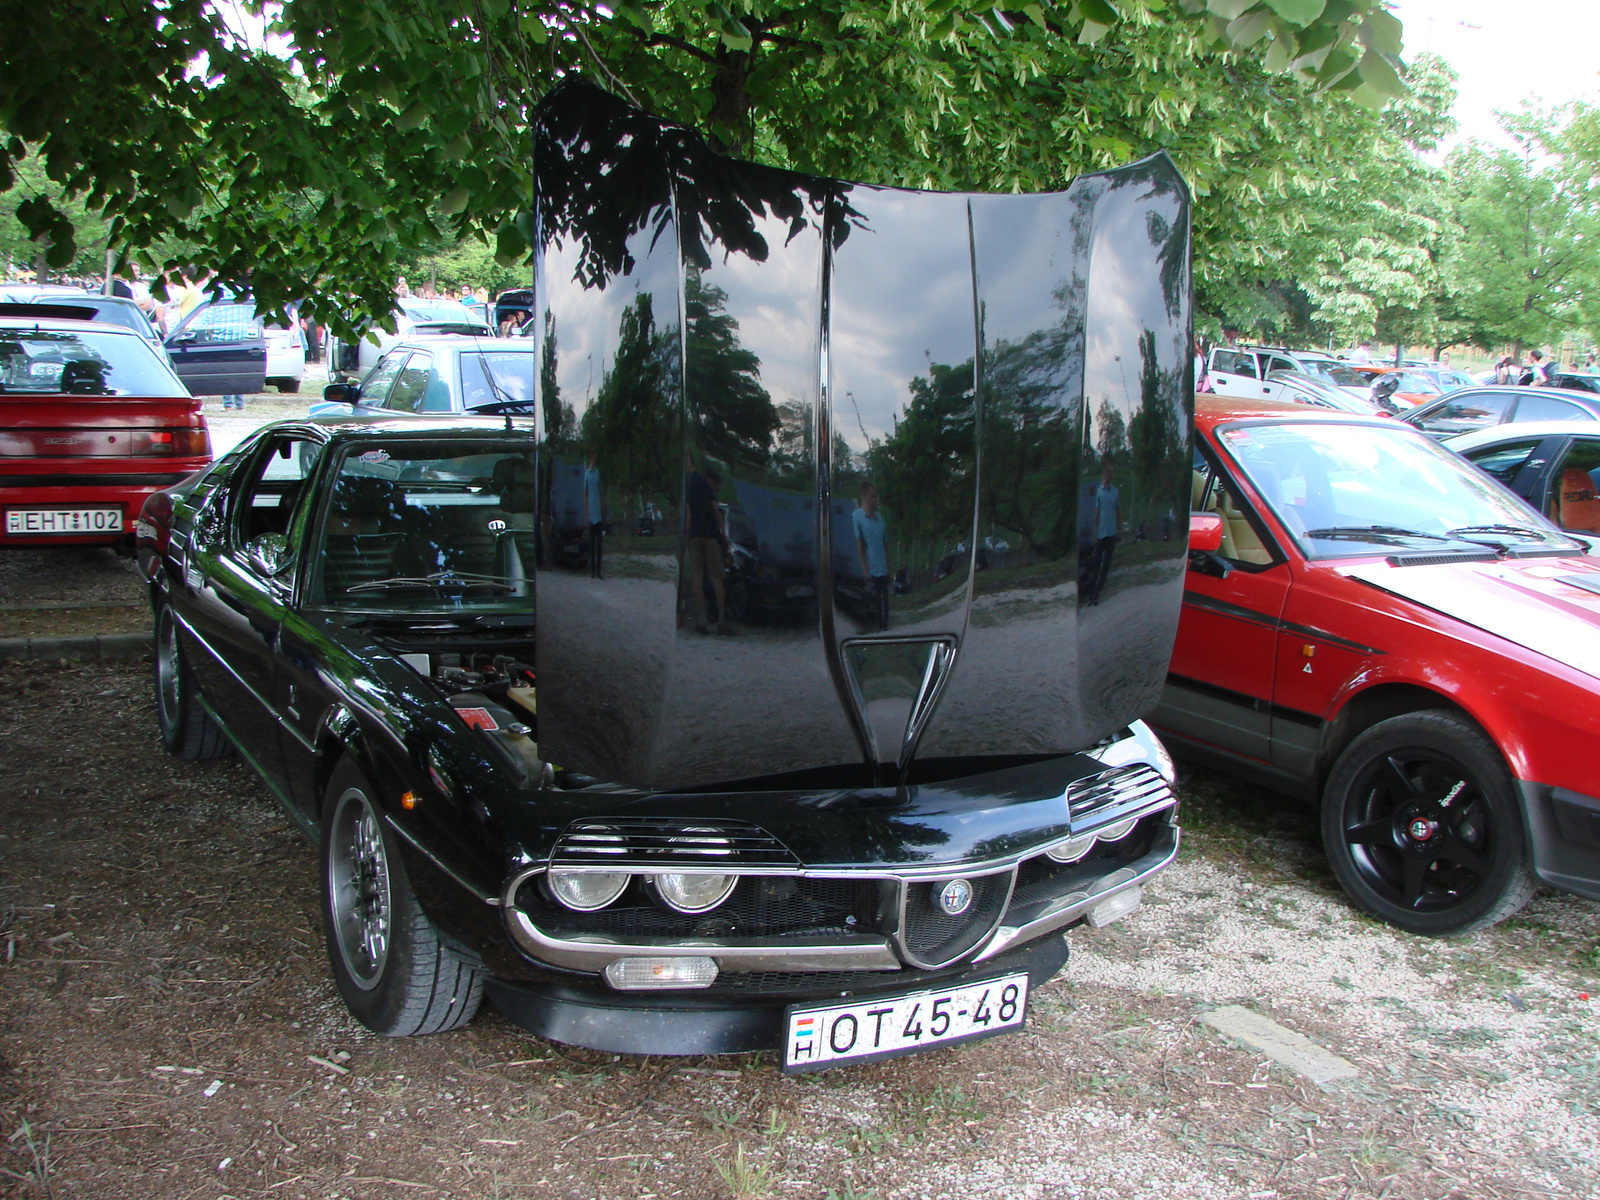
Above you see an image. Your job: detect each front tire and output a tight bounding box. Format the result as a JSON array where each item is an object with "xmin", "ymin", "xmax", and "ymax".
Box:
[
  {"xmin": 319, "ymin": 759, "xmax": 484, "ymax": 1035},
  {"xmin": 1321, "ymin": 711, "xmax": 1535, "ymax": 936},
  {"xmin": 154, "ymin": 605, "xmax": 231, "ymax": 760}
]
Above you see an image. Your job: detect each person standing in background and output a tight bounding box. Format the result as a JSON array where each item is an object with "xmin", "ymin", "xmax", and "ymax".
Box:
[
  {"xmin": 685, "ymin": 465, "xmax": 732, "ymax": 635},
  {"xmin": 853, "ymin": 482, "xmax": 890, "ymax": 632},
  {"xmin": 582, "ymin": 451, "xmax": 603, "ymax": 579},
  {"xmin": 1084, "ymin": 462, "xmax": 1120, "ymax": 607}
]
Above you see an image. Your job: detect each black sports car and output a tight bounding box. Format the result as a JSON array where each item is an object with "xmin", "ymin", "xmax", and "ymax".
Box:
[{"xmin": 134, "ymin": 80, "xmax": 1195, "ymax": 1071}]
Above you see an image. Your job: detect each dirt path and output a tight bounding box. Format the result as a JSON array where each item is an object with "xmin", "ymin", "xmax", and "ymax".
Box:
[{"xmin": 1, "ymin": 660, "xmax": 1597, "ymax": 1199}]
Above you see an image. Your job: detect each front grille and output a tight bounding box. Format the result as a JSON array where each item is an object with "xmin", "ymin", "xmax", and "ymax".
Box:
[
  {"xmin": 518, "ymin": 875, "xmax": 881, "ymax": 941},
  {"xmin": 551, "ymin": 816, "xmax": 801, "ymax": 867},
  {"xmin": 1066, "ymin": 764, "xmax": 1171, "ymax": 825},
  {"xmin": 898, "ymin": 871, "xmax": 1012, "ymax": 968}
]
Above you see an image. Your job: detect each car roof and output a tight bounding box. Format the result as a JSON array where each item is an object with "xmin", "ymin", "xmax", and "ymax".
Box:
[
  {"xmin": 1406, "ymin": 385, "xmax": 1600, "ymax": 417},
  {"xmin": 267, "ymin": 413, "xmax": 536, "ymax": 443},
  {"xmin": 0, "ymin": 314, "xmax": 146, "ymax": 337},
  {"xmin": 1442, "ymin": 420, "xmax": 1600, "ymax": 452},
  {"xmin": 386, "ymin": 335, "xmax": 533, "ymax": 355},
  {"xmin": 1195, "ymin": 394, "xmax": 1397, "ymax": 430}
]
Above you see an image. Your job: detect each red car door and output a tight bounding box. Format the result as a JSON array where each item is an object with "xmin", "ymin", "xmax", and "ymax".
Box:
[{"xmin": 1164, "ymin": 453, "xmax": 1291, "ymax": 764}]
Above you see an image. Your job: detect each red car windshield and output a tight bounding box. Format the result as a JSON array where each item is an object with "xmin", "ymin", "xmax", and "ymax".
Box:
[
  {"xmin": 1217, "ymin": 420, "xmax": 1572, "ymax": 559},
  {"xmin": 0, "ymin": 326, "xmax": 187, "ymax": 397}
]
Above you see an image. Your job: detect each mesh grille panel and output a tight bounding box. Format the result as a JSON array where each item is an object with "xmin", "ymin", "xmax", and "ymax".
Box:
[
  {"xmin": 899, "ymin": 872, "xmax": 1012, "ymax": 967},
  {"xmin": 520, "ymin": 875, "xmax": 880, "ymax": 940}
]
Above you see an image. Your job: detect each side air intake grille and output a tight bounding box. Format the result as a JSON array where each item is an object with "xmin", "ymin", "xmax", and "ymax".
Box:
[
  {"xmin": 1066, "ymin": 764, "xmax": 1173, "ymax": 825},
  {"xmin": 551, "ymin": 817, "xmax": 801, "ymax": 867}
]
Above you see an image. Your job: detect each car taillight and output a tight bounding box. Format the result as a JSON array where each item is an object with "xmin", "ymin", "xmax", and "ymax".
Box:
[{"xmin": 134, "ymin": 428, "xmax": 211, "ymax": 456}]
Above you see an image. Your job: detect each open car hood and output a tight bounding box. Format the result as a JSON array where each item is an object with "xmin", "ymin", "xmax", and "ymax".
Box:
[{"xmin": 531, "ymin": 80, "xmax": 1194, "ymax": 790}]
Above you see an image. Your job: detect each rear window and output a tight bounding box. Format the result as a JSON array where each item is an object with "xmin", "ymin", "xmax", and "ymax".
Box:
[
  {"xmin": 460, "ymin": 351, "xmax": 535, "ymax": 410},
  {"xmin": 0, "ymin": 326, "xmax": 187, "ymax": 396}
]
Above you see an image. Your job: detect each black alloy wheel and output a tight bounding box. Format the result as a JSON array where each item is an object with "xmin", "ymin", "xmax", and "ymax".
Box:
[
  {"xmin": 318, "ymin": 758, "xmax": 484, "ymax": 1036},
  {"xmin": 1321, "ymin": 711, "xmax": 1534, "ymax": 936},
  {"xmin": 153, "ymin": 604, "xmax": 232, "ymax": 760}
]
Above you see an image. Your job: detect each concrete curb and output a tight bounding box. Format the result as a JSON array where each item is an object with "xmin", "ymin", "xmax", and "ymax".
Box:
[{"xmin": 0, "ymin": 634, "xmax": 152, "ymax": 661}]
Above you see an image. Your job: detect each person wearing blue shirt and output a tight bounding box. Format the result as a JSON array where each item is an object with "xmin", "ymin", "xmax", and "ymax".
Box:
[
  {"xmin": 1084, "ymin": 462, "xmax": 1119, "ymax": 606},
  {"xmin": 583, "ymin": 452, "xmax": 604, "ymax": 578},
  {"xmin": 853, "ymin": 482, "xmax": 890, "ymax": 631}
]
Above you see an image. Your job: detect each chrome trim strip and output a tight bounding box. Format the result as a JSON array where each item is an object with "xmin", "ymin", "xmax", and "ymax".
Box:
[
  {"xmin": 973, "ymin": 816, "xmax": 1181, "ymax": 963},
  {"xmin": 501, "ymin": 905, "xmax": 901, "ymax": 974},
  {"xmin": 383, "ymin": 814, "xmax": 499, "ymax": 906}
]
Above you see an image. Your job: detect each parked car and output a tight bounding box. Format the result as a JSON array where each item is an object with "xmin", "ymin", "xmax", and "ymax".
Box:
[
  {"xmin": 264, "ymin": 317, "xmax": 306, "ymax": 393},
  {"xmin": 0, "ymin": 314, "xmax": 210, "ymax": 548},
  {"xmin": 1263, "ymin": 369, "xmax": 1388, "ymax": 414},
  {"xmin": 1206, "ymin": 345, "xmax": 1344, "ymax": 402},
  {"xmin": 1546, "ymin": 371, "xmax": 1600, "ymax": 395},
  {"xmin": 1445, "ymin": 420, "xmax": 1600, "ymax": 545},
  {"xmin": 134, "ymin": 77, "xmax": 1197, "ymax": 1069},
  {"xmin": 312, "ymin": 336, "xmax": 534, "ymax": 417},
  {"xmin": 0, "ymin": 290, "xmax": 161, "ymax": 344},
  {"xmin": 163, "ymin": 298, "xmax": 267, "ymax": 396},
  {"xmin": 1152, "ymin": 396, "xmax": 1600, "ymax": 936},
  {"xmin": 328, "ymin": 298, "xmax": 495, "ymax": 380},
  {"xmin": 1401, "ymin": 385, "xmax": 1600, "ymax": 439}
]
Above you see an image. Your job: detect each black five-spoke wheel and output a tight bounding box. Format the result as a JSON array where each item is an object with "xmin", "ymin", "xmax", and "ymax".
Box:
[{"xmin": 1322, "ymin": 711, "xmax": 1535, "ymax": 936}]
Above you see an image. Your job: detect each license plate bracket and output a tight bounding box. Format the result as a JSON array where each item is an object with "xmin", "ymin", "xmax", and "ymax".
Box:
[{"xmin": 782, "ymin": 970, "xmax": 1029, "ymax": 1073}]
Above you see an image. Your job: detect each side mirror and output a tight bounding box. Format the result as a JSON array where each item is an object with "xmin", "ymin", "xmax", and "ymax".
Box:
[
  {"xmin": 323, "ymin": 382, "xmax": 361, "ymax": 406},
  {"xmin": 167, "ymin": 331, "xmax": 196, "ymax": 346},
  {"xmin": 247, "ymin": 532, "xmax": 295, "ymax": 579},
  {"xmin": 1188, "ymin": 512, "xmax": 1224, "ymax": 554}
]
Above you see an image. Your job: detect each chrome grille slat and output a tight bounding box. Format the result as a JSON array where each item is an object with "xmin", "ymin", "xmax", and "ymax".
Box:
[
  {"xmin": 1066, "ymin": 764, "xmax": 1171, "ymax": 824},
  {"xmin": 551, "ymin": 817, "xmax": 801, "ymax": 867}
]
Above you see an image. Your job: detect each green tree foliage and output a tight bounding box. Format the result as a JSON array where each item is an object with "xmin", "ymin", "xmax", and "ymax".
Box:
[
  {"xmin": 1442, "ymin": 104, "xmax": 1600, "ymax": 352},
  {"xmin": 0, "ymin": 1, "xmax": 1407, "ymax": 333}
]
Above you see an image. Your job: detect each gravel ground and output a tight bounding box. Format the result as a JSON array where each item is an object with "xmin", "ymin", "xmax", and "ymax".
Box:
[{"xmin": 1, "ymin": 651, "xmax": 1597, "ymax": 1199}]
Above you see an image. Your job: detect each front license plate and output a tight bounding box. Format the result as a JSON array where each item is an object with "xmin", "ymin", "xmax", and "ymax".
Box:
[
  {"xmin": 783, "ymin": 971, "xmax": 1029, "ymax": 1073},
  {"xmin": 6, "ymin": 507, "xmax": 123, "ymax": 535}
]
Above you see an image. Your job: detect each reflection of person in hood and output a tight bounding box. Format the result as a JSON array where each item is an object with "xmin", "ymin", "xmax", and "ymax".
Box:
[
  {"xmin": 1084, "ymin": 462, "xmax": 1119, "ymax": 607},
  {"xmin": 583, "ymin": 452, "xmax": 603, "ymax": 578},
  {"xmin": 853, "ymin": 482, "xmax": 890, "ymax": 631}
]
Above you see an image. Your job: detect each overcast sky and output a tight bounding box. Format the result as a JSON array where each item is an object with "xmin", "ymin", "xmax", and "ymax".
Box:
[{"xmin": 1391, "ymin": 0, "xmax": 1600, "ymax": 151}]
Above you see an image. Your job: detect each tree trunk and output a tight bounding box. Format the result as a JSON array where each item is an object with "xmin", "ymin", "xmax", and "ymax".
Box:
[{"xmin": 706, "ymin": 42, "xmax": 755, "ymax": 156}]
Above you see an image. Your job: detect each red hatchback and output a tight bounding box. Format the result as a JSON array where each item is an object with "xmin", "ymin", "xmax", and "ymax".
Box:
[
  {"xmin": 1153, "ymin": 396, "xmax": 1600, "ymax": 934},
  {"xmin": 0, "ymin": 313, "xmax": 210, "ymax": 548}
]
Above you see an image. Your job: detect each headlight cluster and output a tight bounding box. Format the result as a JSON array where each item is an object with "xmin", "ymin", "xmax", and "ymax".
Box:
[
  {"xmin": 1045, "ymin": 815, "xmax": 1139, "ymax": 863},
  {"xmin": 545, "ymin": 826, "xmax": 739, "ymax": 914}
]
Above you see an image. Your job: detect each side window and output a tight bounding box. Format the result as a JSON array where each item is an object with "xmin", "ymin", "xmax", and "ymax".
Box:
[
  {"xmin": 235, "ymin": 436, "xmax": 324, "ymax": 553},
  {"xmin": 1513, "ymin": 394, "xmax": 1595, "ymax": 423},
  {"xmin": 1463, "ymin": 438, "xmax": 1546, "ymax": 487},
  {"xmin": 1192, "ymin": 448, "xmax": 1276, "ymax": 568},
  {"xmin": 1212, "ymin": 350, "xmax": 1257, "ymax": 378},
  {"xmin": 1264, "ymin": 355, "xmax": 1297, "ymax": 376},
  {"xmin": 357, "ymin": 352, "xmax": 408, "ymax": 407},
  {"xmin": 385, "ymin": 351, "xmax": 439, "ymax": 413},
  {"xmin": 183, "ymin": 303, "xmax": 262, "ymax": 345},
  {"xmin": 1544, "ymin": 439, "xmax": 1600, "ymax": 535},
  {"xmin": 1414, "ymin": 391, "xmax": 1515, "ymax": 435}
]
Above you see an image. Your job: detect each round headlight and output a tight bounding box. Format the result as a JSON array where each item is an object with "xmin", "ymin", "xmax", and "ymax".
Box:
[
  {"xmin": 547, "ymin": 870, "xmax": 631, "ymax": 911},
  {"xmin": 651, "ymin": 873, "xmax": 737, "ymax": 914},
  {"xmin": 1046, "ymin": 834, "xmax": 1097, "ymax": 863},
  {"xmin": 1097, "ymin": 817, "xmax": 1139, "ymax": 842}
]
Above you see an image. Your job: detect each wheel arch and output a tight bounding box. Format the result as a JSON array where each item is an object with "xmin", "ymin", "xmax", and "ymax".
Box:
[
  {"xmin": 313, "ymin": 705, "xmax": 380, "ymax": 820},
  {"xmin": 1317, "ymin": 682, "xmax": 1512, "ymax": 798}
]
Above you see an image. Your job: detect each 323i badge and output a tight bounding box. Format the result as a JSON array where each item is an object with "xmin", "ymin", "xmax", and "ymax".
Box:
[{"xmin": 784, "ymin": 972, "xmax": 1029, "ymax": 1072}]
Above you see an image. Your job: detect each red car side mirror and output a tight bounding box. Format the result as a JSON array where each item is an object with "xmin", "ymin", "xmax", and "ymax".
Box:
[{"xmin": 1189, "ymin": 512, "xmax": 1224, "ymax": 554}]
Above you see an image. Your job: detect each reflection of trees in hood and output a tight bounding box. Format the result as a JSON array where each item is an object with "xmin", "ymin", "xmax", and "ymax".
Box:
[
  {"xmin": 541, "ymin": 311, "xmax": 574, "ymax": 448},
  {"xmin": 685, "ymin": 271, "xmax": 779, "ymax": 468},
  {"xmin": 579, "ymin": 293, "xmax": 680, "ymax": 503}
]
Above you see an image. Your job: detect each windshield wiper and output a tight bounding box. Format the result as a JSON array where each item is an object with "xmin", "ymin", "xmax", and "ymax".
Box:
[
  {"xmin": 345, "ymin": 571, "xmax": 515, "ymax": 594},
  {"xmin": 1302, "ymin": 525, "xmax": 1455, "ymax": 544},
  {"xmin": 1444, "ymin": 524, "xmax": 1558, "ymax": 543}
]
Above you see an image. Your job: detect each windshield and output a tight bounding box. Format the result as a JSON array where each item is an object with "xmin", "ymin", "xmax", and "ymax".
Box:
[
  {"xmin": 1217, "ymin": 420, "xmax": 1571, "ymax": 559},
  {"xmin": 461, "ymin": 350, "xmax": 535, "ymax": 410},
  {"xmin": 311, "ymin": 440, "xmax": 538, "ymax": 613},
  {"xmin": 1299, "ymin": 361, "xmax": 1374, "ymax": 389},
  {"xmin": 401, "ymin": 299, "xmax": 479, "ymax": 324},
  {"xmin": 0, "ymin": 325, "xmax": 188, "ymax": 396}
]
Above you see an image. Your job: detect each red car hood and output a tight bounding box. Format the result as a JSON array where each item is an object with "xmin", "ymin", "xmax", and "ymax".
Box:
[{"xmin": 1342, "ymin": 556, "xmax": 1600, "ymax": 679}]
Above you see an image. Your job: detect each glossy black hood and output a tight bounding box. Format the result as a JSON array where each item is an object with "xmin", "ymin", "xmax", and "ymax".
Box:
[{"xmin": 532, "ymin": 80, "xmax": 1193, "ymax": 791}]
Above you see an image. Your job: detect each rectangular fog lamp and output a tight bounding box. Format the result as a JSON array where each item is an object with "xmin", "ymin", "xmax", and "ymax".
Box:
[
  {"xmin": 603, "ymin": 956, "xmax": 719, "ymax": 991},
  {"xmin": 1085, "ymin": 886, "xmax": 1142, "ymax": 929}
]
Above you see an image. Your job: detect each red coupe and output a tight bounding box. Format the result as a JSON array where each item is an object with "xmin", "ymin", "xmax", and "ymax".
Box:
[
  {"xmin": 1153, "ymin": 396, "xmax": 1600, "ymax": 935},
  {"xmin": 0, "ymin": 311, "xmax": 210, "ymax": 549}
]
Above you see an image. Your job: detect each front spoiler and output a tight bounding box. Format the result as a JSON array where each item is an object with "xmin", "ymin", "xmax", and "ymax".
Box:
[{"xmin": 483, "ymin": 933, "xmax": 1070, "ymax": 1057}]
